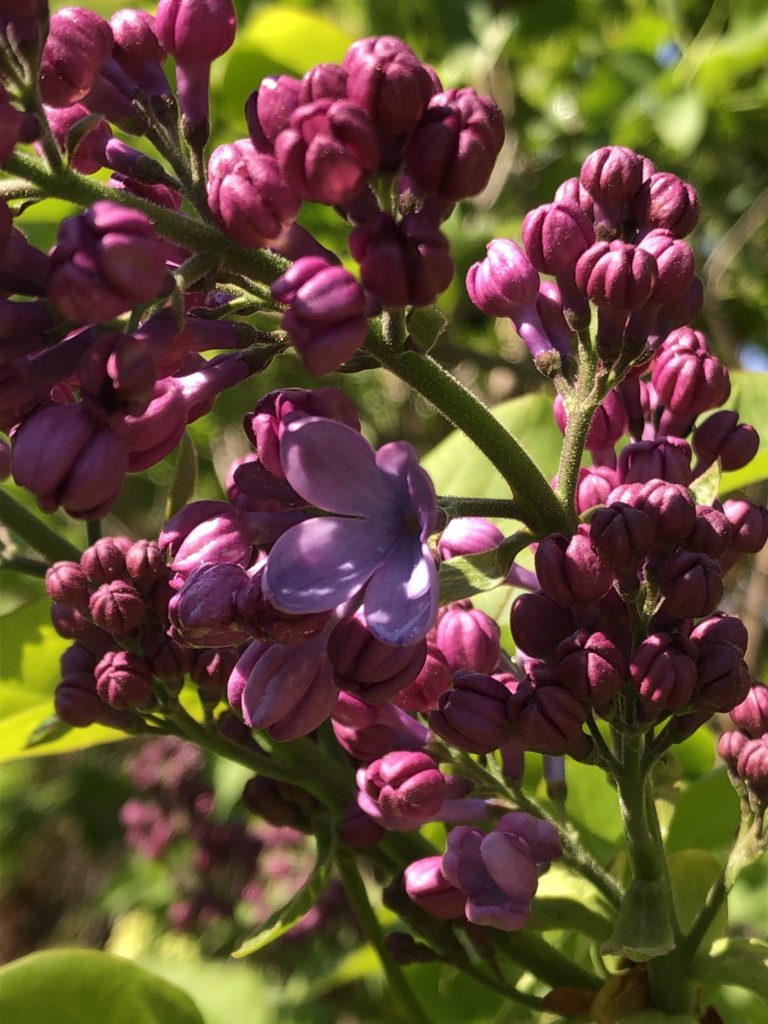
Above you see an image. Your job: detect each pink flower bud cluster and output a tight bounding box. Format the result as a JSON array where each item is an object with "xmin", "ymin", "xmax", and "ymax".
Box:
[{"xmin": 718, "ymin": 684, "xmax": 768, "ymax": 807}]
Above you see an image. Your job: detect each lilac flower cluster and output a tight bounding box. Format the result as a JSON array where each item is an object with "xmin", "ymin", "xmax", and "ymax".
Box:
[{"xmin": 718, "ymin": 684, "xmax": 768, "ymax": 808}]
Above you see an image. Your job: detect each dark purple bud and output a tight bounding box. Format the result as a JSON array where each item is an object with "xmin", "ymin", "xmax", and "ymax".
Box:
[
  {"xmin": 207, "ymin": 140, "xmax": 300, "ymax": 247},
  {"xmin": 42, "ymin": 103, "xmax": 110, "ymax": 174},
  {"xmin": 575, "ymin": 240, "xmax": 657, "ymax": 311},
  {"xmin": 404, "ymin": 855, "xmax": 466, "ymax": 920},
  {"xmin": 45, "ymin": 560, "xmax": 90, "ymax": 612},
  {"xmin": 0, "ymin": 438, "xmax": 8, "ymax": 482},
  {"xmin": 110, "ymin": 8, "xmax": 169, "ymax": 97},
  {"xmin": 80, "ymin": 332, "xmax": 157, "ymax": 419},
  {"xmin": 535, "ymin": 280, "xmax": 573, "ymax": 356},
  {"xmin": 328, "ymin": 610, "xmax": 427, "ymax": 704},
  {"xmin": 632, "ymin": 172, "xmax": 699, "ymax": 238},
  {"xmin": 652, "ymin": 345, "xmax": 729, "ymax": 421},
  {"xmin": 393, "ymin": 640, "xmax": 452, "ymax": 712},
  {"xmin": 40, "ymin": 7, "xmax": 113, "ymax": 107},
  {"xmin": 736, "ymin": 737, "xmax": 768, "ymax": 800},
  {"xmin": 169, "ymin": 563, "xmax": 251, "ymax": 647},
  {"xmin": 51, "ymin": 602, "xmax": 93, "ymax": 640},
  {"xmin": 124, "ymin": 539, "xmax": 167, "ymax": 592},
  {"xmin": 190, "ymin": 647, "xmax": 239, "ymax": 704},
  {"xmin": 80, "ymin": 535, "xmax": 132, "ymax": 584},
  {"xmin": 242, "ymin": 775, "xmax": 315, "ymax": 831},
  {"xmin": 579, "ymin": 146, "xmax": 644, "ymax": 228},
  {"xmin": 556, "ymin": 630, "xmax": 626, "ymax": 707},
  {"xmin": 0, "ymin": 225, "xmax": 50, "ymax": 296},
  {"xmin": 691, "ymin": 639, "xmax": 750, "ymax": 713},
  {"xmin": 140, "ymin": 629, "xmax": 190, "ymax": 685},
  {"xmin": 693, "ymin": 411, "xmax": 760, "ymax": 474},
  {"xmin": 434, "ymin": 601, "xmax": 500, "ymax": 675},
  {"xmin": 332, "ymin": 691, "xmax": 428, "ymax": 762},
  {"xmin": 109, "ymin": 173, "xmax": 182, "ymax": 210},
  {"xmin": 11, "ymin": 403, "xmax": 128, "ymax": 518},
  {"xmin": 89, "ymin": 578, "xmax": 145, "ymax": 635},
  {"xmin": 629, "ymin": 632, "xmax": 698, "ymax": 714},
  {"xmin": 690, "ymin": 613, "xmax": 748, "ymax": 654},
  {"xmin": 275, "ymin": 98, "xmax": 379, "ymax": 205},
  {"xmin": 630, "ymin": 479, "xmax": 697, "ymax": 544},
  {"xmin": 429, "ymin": 670, "xmax": 512, "ymax": 754},
  {"xmin": 48, "ymin": 201, "xmax": 170, "ymax": 324},
  {"xmin": 507, "ymin": 673, "xmax": 589, "ymax": 756},
  {"xmin": 575, "ymin": 465, "xmax": 617, "ymax": 513},
  {"xmin": 0, "ymin": 1, "xmax": 48, "ymax": 47},
  {"xmin": 730, "ymin": 685, "xmax": 768, "ymax": 738},
  {"xmin": 618, "ymin": 437, "xmax": 693, "ymax": 486},
  {"xmin": 721, "ymin": 499, "xmax": 768, "ymax": 555},
  {"xmin": 523, "ymin": 201, "xmax": 595, "ymax": 277},
  {"xmin": 590, "ymin": 502, "xmax": 655, "ymax": 568},
  {"xmin": 509, "ymin": 592, "xmax": 576, "ymax": 660},
  {"xmin": 350, "ymin": 211, "xmax": 453, "ymax": 308},
  {"xmin": 95, "ymin": 649, "xmax": 154, "ymax": 709},
  {"xmin": 236, "ymin": 566, "xmax": 331, "ymax": 645},
  {"xmin": 343, "ymin": 35, "xmax": 435, "ymax": 135},
  {"xmin": 56, "ymin": 643, "xmax": 133, "ymax": 729},
  {"xmin": 717, "ymin": 729, "xmax": 748, "ymax": 768},
  {"xmin": 405, "ymin": 87, "xmax": 504, "ymax": 201},
  {"xmin": 385, "ymin": 932, "xmax": 437, "ymax": 966},
  {"xmin": 686, "ymin": 505, "xmax": 733, "ymax": 558},
  {"xmin": 554, "ymin": 175, "xmax": 594, "ymax": 218},
  {"xmin": 245, "ymin": 75, "xmax": 301, "ymax": 151},
  {"xmin": 361, "ymin": 751, "xmax": 446, "ymax": 824},
  {"xmin": 535, "ymin": 526, "xmax": 613, "ymax": 608},
  {"xmin": 637, "ymin": 230, "xmax": 695, "ymax": 304},
  {"xmin": 164, "ymin": 501, "xmax": 253, "ymax": 578},
  {"xmin": 554, "ymin": 389, "xmax": 627, "ymax": 455},
  {"xmin": 271, "ymin": 257, "xmax": 371, "ymax": 375},
  {"xmin": 438, "ymin": 517, "xmax": 503, "ymax": 560}
]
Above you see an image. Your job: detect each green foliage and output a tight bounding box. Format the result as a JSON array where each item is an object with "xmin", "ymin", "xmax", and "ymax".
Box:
[
  {"xmin": 0, "ymin": 948, "xmax": 204, "ymax": 1024},
  {"xmin": 667, "ymin": 850, "xmax": 727, "ymax": 946},
  {"xmin": 693, "ymin": 937, "xmax": 768, "ymax": 1000},
  {"xmin": 665, "ymin": 768, "xmax": 741, "ymax": 855},
  {"xmin": 720, "ymin": 370, "xmax": 768, "ymax": 493}
]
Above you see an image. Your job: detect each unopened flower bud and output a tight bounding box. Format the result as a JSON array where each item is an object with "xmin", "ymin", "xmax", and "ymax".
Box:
[
  {"xmin": 575, "ymin": 465, "xmax": 617, "ymax": 513},
  {"xmin": 686, "ymin": 505, "xmax": 733, "ymax": 558},
  {"xmin": 393, "ymin": 640, "xmax": 452, "ymax": 712},
  {"xmin": 43, "ymin": 102, "xmax": 110, "ymax": 174},
  {"xmin": 140, "ymin": 629, "xmax": 190, "ymax": 685},
  {"xmin": 332, "ymin": 691, "xmax": 428, "ymax": 762},
  {"xmin": 245, "ymin": 75, "xmax": 301, "ymax": 151},
  {"xmin": 404, "ymin": 856, "xmax": 466, "ymax": 919},
  {"xmin": 617, "ymin": 437, "xmax": 693, "ymax": 486},
  {"xmin": 95, "ymin": 649, "xmax": 154, "ymax": 709},
  {"xmin": 164, "ymin": 501, "xmax": 253, "ymax": 578},
  {"xmin": 637, "ymin": 229, "xmax": 695, "ymax": 304},
  {"xmin": 40, "ymin": 7, "xmax": 113, "ymax": 107},
  {"xmin": 631, "ymin": 172, "xmax": 699, "ymax": 238},
  {"xmin": 535, "ymin": 526, "xmax": 613, "ymax": 607},
  {"xmin": 429, "ymin": 670, "xmax": 512, "ymax": 754},
  {"xmin": 693, "ymin": 411, "xmax": 760, "ymax": 474},
  {"xmin": 343, "ymin": 35, "xmax": 435, "ymax": 135},
  {"xmin": 507, "ymin": 673, "xmax": 590, "ymax": 755},
  {"xmin": 435, "ymin": 601, "xmax": 500, "ymax": 675},
  {"xmin": 721, "ymin": 499, "xmax": 768, "ymax": 555},
  {"xmin": 45, "ymin": 560, "xmax": 90, "ymax": 611},
  {"xmin": 692, "ymin": 639, "xmax": 749, "ymax": 713},
  {"xmin": 575, "ymin": 240, "xmax": 657, "ymax": 311},
  {"xmin": 579, "ymin": 146, "xmax": 644, "ymax": 228},
  {"xmin": 629, "ymin": 632, "xmax": 698, "ymax": 715},
  {"xmin": 657, "ymin": 550, "xmax": 723, "ymax": 618},
  {"xmin": 169, "ymin": 563, "xmax": 251, "ymax": 647},
  {"xmin": 718, "ymin": 729, "xmax": 748, "ymax": 768},
  {"xmin": 80, "ymin": 536, "xmax": 132, "ymax": 584},
  {"xmin": 729, "ymin": 685, "xmax": 768, "ymax": 738},
  {"xmin": 327, "ymin": 611, "xmax": 427, "ymax": 704},
  {"xmin": 509, "ymin": 592, "xmax": 576, "ymax": 659},
  {"xmin": 736, "ymin": 736, "xmax": 768, "ymax": 800},
  {"xmin": 556, "ymin": 630, "xmax": 626, "ymax": 708},
  {"xmin": 690, "ymin": 613, "xmax": 748, "ymax": 654},
  {"xmin": 89, "ymin": 579, "xmax": 145, "ymax": 635},
  {"xmin": 438, "ymin": 517, "xmax": 503, "ymax": 560},
  {"xmin": 652, "ymin": 343, "xmax": 729, "ymax": 421},
  {"xmin": 361, "ymin": 751, "xmax": 446, "ymax": 826},
  {"xmin": 124, "ymin": 539, "xmax": 167, "ymax": 592},
  {"xmin": 590, "ymin": 502, "xmax": 654, "ymax": 568}
]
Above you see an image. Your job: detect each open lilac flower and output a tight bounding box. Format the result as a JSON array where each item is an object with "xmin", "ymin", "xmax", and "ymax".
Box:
[{"xmin": 263, "ymin": 416, "xmax": 438, "ymax": 645}]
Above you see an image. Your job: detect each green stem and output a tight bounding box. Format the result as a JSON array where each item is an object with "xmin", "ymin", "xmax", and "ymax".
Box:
[
  {"xmin": 365, "ymin": 328, "xmax": 574, "ymax": 537},
  {"xmin": 680, "ymin": 867, "xmax": 726, "ymax": 961},
  {"xmin": 436, "ymin": 953, "xmax": 545, "ymax": 1011},
  {"xmin": 0, "ymin": 554, "xmax": 49, "ymax": 577},
  {"xmin": 0, "ymin": 489, "xmax": 81, "ymax": 563},
  {"xmin": 437, "ymin": 496, "xmax": 526, "ymax": 520},
  {"xmin": 337, "ymin": 853, "xmax": 434, "ymax": 1024},
  {"xmin": 555, "ymin": 339, "xmax": 598, "ymax": 515},
  {"xmin": 493, "ymin": 930, "xmax": 601, "ymax": 991}
]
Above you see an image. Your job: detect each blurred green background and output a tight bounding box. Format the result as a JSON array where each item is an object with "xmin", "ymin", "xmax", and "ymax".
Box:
[{"xmin": 2, "ymin": 1, "xmax": 767, "ymax": 1021}]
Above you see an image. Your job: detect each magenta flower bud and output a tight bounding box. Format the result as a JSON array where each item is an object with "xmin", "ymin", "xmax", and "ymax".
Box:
[
  {"xmin": 632, "ymin": 172, "xmax": 699, "ymax": 238},
  {"xmin": 579, "ymin": 145, "xmax": 644, "ymax": 228},
  {"xmin": 361, "ymin": 751, "xmax": 446, "ymax": 825},
  {"xmin": 736, "ymin": 737, "xmax": 768, "ymax": 800},
  {"xmin": 718, "ymin": 729, "xmax": 748, "ymax": 768},
  {"xmin": 404, "ymin": 856, "xmax": 466, "ymax": 920},
  {"xmin": 40, "ymin": 7, "xmax": 113, "ymax": 107},
  {"xmin": 80, "ymin": 535, "xmax": 132, "ymax": 584},
  {"xmin": 393, "ymin": 640, "xmax": 452, "ymax": 713},
  {"xmin": 507, "ymin": 676, "xmax": 589, "ymax": 756},
  {"xmin": 42, "ymin": 103, "xmax": 110, "ymax": 174},
  {"xmin": 618, "ymin": 437, "xmax": 693, "ymax": 486},
  {"xmin": 339, "ymin": 802, "xmax": 386, "ymax": 848},
  {"xmin": 350, "ymin": 211, "xmax": 453, "ymax": 309},
  {"xmin": 657, "ymin": 550, "xmax": 723, "ymax": 619},
  {"xmin": 271, "ymin": 257, "xmax": 371, "ymax": 376},
  {"xmin": 438, "ymin": 517, "xmax": 504, "ymax": 560},
  {"xmin": 693, "ymin": 411, "xmax": 760, "ymax": 474},
  {"xmin": 234, "ymin": 634, "xmax": 339, "ymax": 741},
  {"xmin": 637, "ymin": 229, "xmax": 695, "ymax": 304},
  {"xmin": 655, "ymin": 275, "xmax": 704, "ymax": 337},
  {"xmin": 110, "ymin": 9, "xmax": 169, "ymax": 97},
  {"xmin": 590, "ymin": 502, "xmax": 655, "ymax": 568},
  {"xmin": 466, "ymin": 237, "xmax": 540, "ymax": 313},
  {"xmin": 629, "ymin": 632, "xmax": 698, "ymax": 714},
  {"xmin": 535, "ymin": 280, "xmax": 573, "ymax": 355},
  {"xmin": 686, "ymin": 505, "xmax": 733, "ymax": 558},
  {"xmin": 523, "ymin": 200, "xmax": 596, "ymax": 276},
  {"xmin": 124, "ymin": 539, "xmax": 167, "ymax": 592},
  {"xmin": 652, "ymin": 346, "xmax": 730, "ymax": 421},
  {"xmin": 169, "ymin": 563, "xmax": 251, "ymax": 647},
  {"xmin": 555, "ymin": 389, "xmax": 628, "ymax": 455},
  {"xmin": 95, "ymin": 649, "xmax": 154, "ymax": 710},
  {"xmin": 207, "ymin": 140, "xmax": 300, "ymax": 247},
  {"xmin": 554, "ymin": 175, "xmax": 594, "ymax": 217},
  {"xmin": 556, "ymin": 630, "xmax": 626, "ymax": 707},
  {"xmin": 343, "ymin": 35, "xmax": 435, "ymax": 135},
  {"xmin": 190, "ymin": 647, "xmax": 239, "ymax": 704},
  {"xmin": 56, "ymin": 644, "xmax": 134, "ymax": 729},
  {"xmin": 691, "ymin": 639, "xmax": 749, "ymax": 713},
  {"xmin": 404, "ymin": 87, "xmax": 504, "ymax": 201},
  {"xmin": 109, "ymin": 174, "xmax": 182, "ymax": 210},
  {"xmin": 435, "ymin": 601, "xmax": 500, "ymax": 675},
  {"xmin": 690, "ymin": 613, "xmax": 748, "ymax": 654},
  {"xmin": 575, "ymin": 465, "xmax": 617, "ymax": 513},
  {"xmin": 535, "ymin": 526, "xmax": 613, "ymax": 608},
  {"xmin": 236, "ymin": 566, "xmax": 331, "ymax": 646},
  {"xmin": 155, "ymin": 0, "xmax": 236, "ymax": 127},
  {"xmin": 164, "ymin": 501, "xmax": 253, "ymax": 578},
  {"xmin": 245, "ymin": 75, "xmax": 301, "ymax": 152},
  {"xmin": 11, "ymin": 403, "xmax": 128, "ymax": 519},
  {"xmin": 0, "ymin": 1, "xmax": 48, "ymax": 46},
  {"xmin": 332, "ymin": 691, "xmax": 428, "ymax": 761},
  {"xmin": 51, "ymin": 603, "xmax": 92, "ymax": 640},
  {"xmin": 140, "ymin": 629, "xmax": 190, "ymax": 685},
  {"xmin": 632, "ymin": 479, "xmax": 698, "ymax": 544},
  {"xmin": 79, "ymin": 332, "xmax": 157, "ymax": 420},
  {"xmin": 509, "ymin": 592, "xmax": 576, "ymax": 660},
  {"xmin": 575, "ymin": 240, "xmax": 658, "ymax": 311},
  {"xmin": 327, "ymin": 611, "xmax": 427, "ymax": 705},
  {"xmin": 45, "ymin": 560, "xmax": 90, "ymax": 612},
  {"xmin": 48, "ymin": 201, "xmax": 170, "ymax": 324},
  {"xmin": 89, "ymin": 578, "xmax": 145, "ymax": 635},
  {"xmin": 275, "ymin": 98, "xmax": 379, "ymax": 205},
  {"xmin": 429, "ymin": 670, "xmax": 512, "ymax": 754},
  {"xmin": 721, "ymin": 499, "xmax": 768, "ymax": 555},
  {"xmin": 730, "ymin": 685, "xmax": 768, "ymax": 738}
]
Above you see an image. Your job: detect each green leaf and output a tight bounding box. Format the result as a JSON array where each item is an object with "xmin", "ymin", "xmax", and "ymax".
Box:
[
  {"xmin": 232, "ymin": 815, "xmax": 336, "ymax": 957},
  {"xmin": 23, "ymin": 714, "xmax": 72, "ymax": 749},
  {"xmin": 720, "ymin": 370, "xmax": 768, "ymax": 494},
  {"xmin": 438, "ymin": 549, "xmax": 505, "ymax": 604},
  {"xmin": 165, "ymin": 431, "xmax": 198, "ymax": 521},
  {"xmin": 692, "ymin": 937, "xmax": 768, "ymax": 1000},
  {"xmin": 653, "ymin": 92, "xmax": 707, "ymax": 156},
  {"xmin": 668, "ymin": 849, "xmax": 727, "ymax": 947},
  {"xmin": 528, "ymin": 896, "xmax": 613, "ymax": 942},
  {"xmin": 0, "ymin": 948, "xmax": 204, "ymax": 1024},
  {"xmin": 665, "ymin": 768, "xmax": 740, "ymax": 854},
  {"xmin": 690, "ymin": 459, "xmax": 720, "ymax": 506},
  {"xmin": 564, "ymin": 760, "xmax": 624, "ymax": 845}
]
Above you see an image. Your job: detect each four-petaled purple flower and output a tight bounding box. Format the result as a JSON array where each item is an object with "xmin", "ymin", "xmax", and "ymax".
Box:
[{"xmin": 263, "ymin": 416, "xmax": 438, "ymax": 646}]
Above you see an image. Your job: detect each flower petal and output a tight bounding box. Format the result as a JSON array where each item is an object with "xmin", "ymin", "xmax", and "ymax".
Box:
[
  {"xmin": 364, "ymin": 539, "xmax": 438, "ymax": 645},
  {"xmin": 376, "ymin": 441, "xmax": 437, "ymax": 538},
  {"xmin": 264, "ymin": 516, "xmax": 393, "ymax": 613},
  {"xmin": 280, "ymin": 416, "xmax": 397, "ymax": 516}
]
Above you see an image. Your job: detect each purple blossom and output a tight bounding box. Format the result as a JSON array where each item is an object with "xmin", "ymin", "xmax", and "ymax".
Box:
[{"xmin": 263, "ymin": 416, "xmax": 438, "ymax": 646}]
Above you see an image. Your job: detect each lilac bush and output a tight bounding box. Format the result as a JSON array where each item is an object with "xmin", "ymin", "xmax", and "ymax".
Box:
[{"xmin": 0, "ymin": 3, "xmax": 766, "ymax": 1021}]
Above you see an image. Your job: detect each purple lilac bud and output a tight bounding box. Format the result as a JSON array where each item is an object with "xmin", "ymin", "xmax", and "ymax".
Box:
[
  {"xmin": 652, "ymin": 344, "xmax": 729, "ymax": 422},
  {"xmin": 109, "ymin": 174, "xmax": 182, "ymax": 210},
  {"xmin": 590, "ymin": 502, "xmax": 654, "ymax": 568},
  {"xmin": 730, "ymin": 685, "xmax": 768, "ymax": 738},
  {"xmin": 438, "ymin": 517, "xmax": 503, "ymax": 560},
  {"xmin": 637, "ymin": 230, "xmax": 695, "ymax": 304},
  {"xmin": 693, "ymin": 411, "xmax": 760, "ymax": 474},
  {"xmin": 686, "ymin": 505, "xmax": 733, "ymax": 558},
  {"xmin": 236, "ymin": 566, "xmax": 332, "ymax": 646},
  {"xmin": 190, "ymin": 647, "xmax": 239, "ymax": 704},
  {"xmin": 162, "ymin": 501, "xmax": 253, "ymax": 578},
  {"xmin": 169, "ymin": 563, "xmax": 251, "ymax": 647},
  {"xmin": 349, "ymin": 212, "xmax": 453, "ymax": 308},
  {"xmin": 628, "ymin": 479, "xmax": 697, "ymax": 544},
  {"xmin": 95, "ymin": 649, "xmax": 154, "ymax": 710},
  {"xmin": 393, "ymin": 640, "xmax": 452, "ymax": 712},
  {"xmin": 343, "ymin": 36, "xmax": 435, "ymax": 135},
  {"xmin": 736, "ymin": 737, "xmax": 768, "ymax": 800},
  {"xmin": 556, "ymin": 630, "xmax": 626, "ymax": 708},
  {"xmin": 579, "ymin": 146, "xmax": 644, "ymax": 229},
  {"xmin": 125, "ymin": 539, "xmax": 167, "ymax": 592},
  {"xmin": 617, "ymin": 437, "xmax": 693, "ymax": 486},
  {"xmin": 110, "ymin": 9, "xmax": 169, "ymax": 98},
  {"xmin": 536, "ymin": 280, "xmax": 573, "ymax": 356},
  {"xmin": 332, "ymin": 691, "xmax": 428, "ymax": 762},
  {"xmin": 80, "ymin": 536, "xmax": 132, "ymax": 584},
  {"xmin": 632, "ymin": 172, "xmax": 699, "ymax": 238},
  {"xmin": 327, "ymin": 610, "xmax": 427, "ymax": 705},
  {"xmin": 691, "ymin": 639, "xmax": 749, "ymax": 713},
  {"xmin": 89, "ymin": 579, "xmax": 145, "ymax": 635},
  {"xmin": 721, "ymin": 500, "xmax": 768, "ymax": 555},
  {"xmin": 575, "ymin": 240, "xmax": 657, "ymax": 311},
  {"xmin": 510, "ymin": 592, "xmax": 576, "ymax": 660},
  {"xmin": 140, "ymin": 629, "xmax": 190, "ymax": 685},
  {"xmin": 718, "ymin": 729, "xmax": 748, "ymax": 768},
  {"xmin": 690, "ymin": 613, "xmax": 748, "ymax": 654},
  {"xmin": 45, "ymin": 560, "xmax": 90, "ymax": 612},
  {"xmin": 271, "ymin": 257, "xmax": 371, "ymax": 376},
  {"xmin": 207, "ymin": 140, "xmax": 300, "ymax": 247},
  {"xmin": 360, "ymin": 751, "xmax": 446, "ymax": 827},
  {"xmin": 405, "ymin": 88, "xmax": 504, "ymax": 201},
  {"xmin": 506, "ymin": 673, "xmax": 590, "ymax": 756},
  {"xmin": 51, "ymin": 603, "xmax": 93, "ymax": 640},
  {"xmin": 48, "ymin": 202, "xmax": 171, "ymax": 324},
  {"xmin": 404, "ymin": 856, "xmax": 466, "ymax": 920},
  {"xmin": 245, "ymin": 75, "xmax": 301, "ymax": 152},
  {"xmin": 155, "ymin": 0, "xmax": 236, "ymax": 128},
  {"xmin": 43, "ymin": 103, "xmax": 110, "ymax": 174},
  {"xmin": 339, "ymin": 802, "xmax": 387, "ymax": 848},
  {"xmin": 40, "ymin": 7, "xmax": 113, "ymax": 107},
  {"xmin": 79, "ymin": 332, "xmax": 157, "ymax": 419},
  {"xmin": 535, "ymin": 526, "xmax": 613, "ymax": 608},
  {"xmin": 523, "ymin": 200, "xmax": 595, "ymax": 315},
  {"xmin": 435, "ymin": 601, "xmax": 500, "ymax": 675},
  {"xmin": 429, "ymin": 670, "xmax": 512, "ymax": 754},
  {"xmin": 629, "ymin": 632, "xmax": 698, "ymax": 715},
  {"xmin": 275, "ymin": 99, "xmax": 379, "ymax": 205},
  {"xmin": 575, "ymin": 465, "xmax": 617, "ymax": 513}
]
